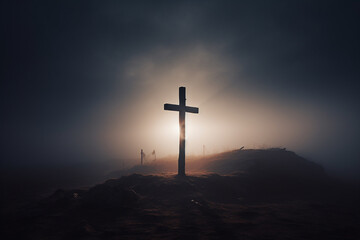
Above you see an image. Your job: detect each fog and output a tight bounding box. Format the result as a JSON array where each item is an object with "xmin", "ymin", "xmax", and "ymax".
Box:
[{"xmin": 3, "ymin": 0, "xmax": 360, "ymax": 180}]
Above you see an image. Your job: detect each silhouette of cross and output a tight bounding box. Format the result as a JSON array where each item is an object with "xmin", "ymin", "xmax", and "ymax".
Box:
[{"xmin": 164, "ymin": 87, "xmax": 199, "ymax": 176}]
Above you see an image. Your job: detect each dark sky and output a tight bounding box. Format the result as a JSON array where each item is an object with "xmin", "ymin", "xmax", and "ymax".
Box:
[{"xmin": 2, "ymin": 0, "xmax": 360, "ymax": 178}]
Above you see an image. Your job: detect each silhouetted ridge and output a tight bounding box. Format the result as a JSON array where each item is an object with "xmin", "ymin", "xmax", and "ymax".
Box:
[
  {"xmin": 204, "ymin": 149, "xmax": 325, "ymax": 177},
  {"xmin": 114, "ymin": 149, "xmax": 326, "ymax": 181}
]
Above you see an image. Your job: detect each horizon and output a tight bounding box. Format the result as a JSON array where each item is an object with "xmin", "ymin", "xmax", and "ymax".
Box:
[{"xmin": 3, "ymin": 1, "xmax": 360, "ymax": 181}]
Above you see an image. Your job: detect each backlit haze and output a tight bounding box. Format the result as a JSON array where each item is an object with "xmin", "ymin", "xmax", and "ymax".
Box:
[{"xmin": 3, "ymin": 0, "xmax": 360, "ymax": 179}]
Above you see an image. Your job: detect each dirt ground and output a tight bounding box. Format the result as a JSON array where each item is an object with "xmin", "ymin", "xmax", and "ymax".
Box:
[{"xmin": 3, "ymin": 173, "xmax": 359, "ymax": 240}]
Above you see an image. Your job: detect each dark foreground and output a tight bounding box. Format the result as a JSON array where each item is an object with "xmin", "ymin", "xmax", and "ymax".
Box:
[{"xmin": 3, "ymin": 173, "xmax": 359, "ymax": 240}]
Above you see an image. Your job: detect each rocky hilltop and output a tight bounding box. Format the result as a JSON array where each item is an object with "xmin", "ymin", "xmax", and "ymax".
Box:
[{"xmin": 3, "ymin": 149, "xmax": 359, "ymax": 239}]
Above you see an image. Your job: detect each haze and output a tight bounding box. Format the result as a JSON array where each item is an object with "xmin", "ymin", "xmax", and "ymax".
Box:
[{"xmin": 2, "ymin": 0, "xmax": 360, "ymax": 180}]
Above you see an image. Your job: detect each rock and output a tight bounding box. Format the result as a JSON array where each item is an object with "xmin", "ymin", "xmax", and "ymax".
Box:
[{"xmin": 82, "ymin": 181, "xmax": 139, "ymax": 210}]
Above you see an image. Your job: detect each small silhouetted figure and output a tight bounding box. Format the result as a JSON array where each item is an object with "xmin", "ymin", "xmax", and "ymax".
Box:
[
  {"xmin": 203, "ymin": 145, "xmax": 206, "ymax": 156},
  {"xmin": 152, "ymin": 150, "xmax": 156, "ymax": 161},
  {"xmin": 164, "ymin": 87, "xmax": 199, "ymax": 176},
  {"xmin": 141, "ymin": 149, "xmax": 145, "ymax": 165}
]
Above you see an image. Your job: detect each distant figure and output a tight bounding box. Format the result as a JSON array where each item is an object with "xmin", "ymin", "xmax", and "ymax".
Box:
[
  {"xmin": 152, "ymin": 150, "xmax": 156, "ymax": 161},
  {"xmin": 141, "ymin": 149, "xmax": 146, "ymax": 165},
  {"xmin": 203, "ymin": 145, "xmax": 206, "ymax": 156}
]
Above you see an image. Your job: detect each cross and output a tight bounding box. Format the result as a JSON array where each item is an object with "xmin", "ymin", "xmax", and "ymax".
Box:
[{"xmin": 164, "ymin": 87, "xmax": 199, "ymax": 176}]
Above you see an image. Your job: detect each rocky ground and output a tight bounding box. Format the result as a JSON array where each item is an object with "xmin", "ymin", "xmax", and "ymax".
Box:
[
  {"xmin": 3, "ymin": 172, "xmax": 359, "ymax": 240},
  {"xmin": 2, "ymin": 149, "xmax": 359, "ymax": 239}
]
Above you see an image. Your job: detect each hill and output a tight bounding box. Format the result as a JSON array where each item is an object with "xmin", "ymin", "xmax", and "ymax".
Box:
[
  {"xmin": 3, "ymin": 173, "xmax": 359, "ymax": 239},
  {"xmin": 111, "ymin": 148, "xmax": 326, "ymax": 180},
  {"xmin": 2, "ymin": 149, "xmax": 359, "ymax": 239}
]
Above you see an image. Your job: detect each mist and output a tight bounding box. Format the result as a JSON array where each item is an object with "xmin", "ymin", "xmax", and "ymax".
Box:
[{"xmin": 2, "ymin": 0, "xmax": 360, "ymax": 181}]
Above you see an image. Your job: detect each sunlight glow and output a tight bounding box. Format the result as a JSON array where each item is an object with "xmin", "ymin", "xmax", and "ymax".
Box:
[{"xmin": 103, "ymin": 47, "xmax": 320, "ymax": 161}]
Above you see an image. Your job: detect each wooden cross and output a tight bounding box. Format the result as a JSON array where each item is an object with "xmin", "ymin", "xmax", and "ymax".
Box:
[{"xmin": 164, "ymin": 87, "xmax": 199, "ymax": 176}]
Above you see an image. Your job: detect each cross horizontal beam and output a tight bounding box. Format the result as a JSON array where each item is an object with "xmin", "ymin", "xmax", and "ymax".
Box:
[
  {"xmin": 164, "ymin": 103, "xmax": 179, "ymax": 111},
  {"xmin": 185, "ymin": 106, "xmax": 199, "ymax": 114},
  {"xmin": 164, "ymin": 104, "xmax": 199, "ymax": 114}
]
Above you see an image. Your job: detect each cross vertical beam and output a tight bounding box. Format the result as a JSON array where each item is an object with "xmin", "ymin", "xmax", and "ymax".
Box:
[
  {"xmin": 178, "ymin": 87, "xmax": 186, "ymax": 176},
  {"xmin": 164, "ymin": 87, "xmax": 199, "ymax": 176}
]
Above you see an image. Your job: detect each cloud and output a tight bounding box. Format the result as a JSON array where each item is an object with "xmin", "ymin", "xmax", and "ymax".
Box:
[{"xmin": 3, "ymin": 0, "xmax": 360, "ymax": 178}]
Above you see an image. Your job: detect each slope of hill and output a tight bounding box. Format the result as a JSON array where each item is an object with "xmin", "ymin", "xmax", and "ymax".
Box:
[
  {"xmin": 3, "ymin": 173, "xmax": 359, "ymax": 240},
  {"xmin": 111, "ymin": 149, "xmax": 326, "ymax": 180},
  {"xmin": 2, "ymin": 149, "xmax": 359, "ymax": 239}
]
